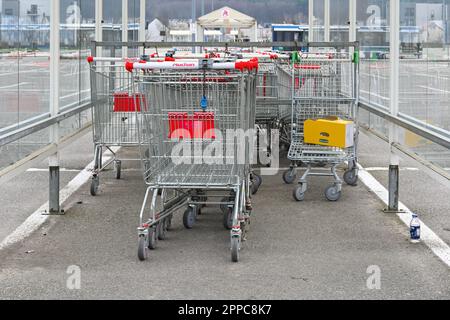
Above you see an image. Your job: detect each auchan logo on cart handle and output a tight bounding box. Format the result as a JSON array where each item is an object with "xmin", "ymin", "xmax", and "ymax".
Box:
[{"xmin": 173, "ymin": 62, "xmax": 197, "ymax": 68}]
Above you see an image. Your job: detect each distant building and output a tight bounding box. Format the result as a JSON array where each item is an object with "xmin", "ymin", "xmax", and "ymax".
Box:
[
  {"xmin": 146, "ymin": 18, "xmax": 167, "ymax": 42},
  {"xmin": 167, "ymin": 19, "xmax": 192, "ymax": 42},
  {"xmin": 2, "ymin": 0, "xmax": 19, "ymax": 16}
]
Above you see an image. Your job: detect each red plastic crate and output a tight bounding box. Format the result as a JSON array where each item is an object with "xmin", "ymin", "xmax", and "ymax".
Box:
[
  {"xmin": 168, "ymin": 112, "xmax": 216, "ymax": 140},
  {"xmin": 168, "ymin": 112, "xmax": 191, "ymax": 139},
  {"xmin": 113, "ymin": 92, "xmax": 144, "ymax": 112},
  {"xmin": 194, "ymin": 112, "xmax": 216, "ymax": 139}
]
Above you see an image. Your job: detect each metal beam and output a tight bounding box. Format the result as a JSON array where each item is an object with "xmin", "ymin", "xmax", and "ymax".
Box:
[
  {"xmin": 0, "ymin": 123, "xmax": 92, "ymax": 186},
  {"xmin": 388, "ymin": 0, "xmax": 400, "ymax": 212},
  {"xmin": 95, "ymin": 0, "xmax": 103, "ymax": 57},
  {"xmin": 91, "ymin": 41, "xmax": 360, "ymax": 49},
  {"xmin": 49, "ymin": 0, "xmax": 61, "ymax": 214},
  {"xmin": 349, "ymin": 0, "xmax": 357, "ymax": 45},
  {"xmin": 360, "ymin": 125, "xmax": 450, "ymax": 189},
  {"xmin": 139, "ymin": 0, "xmax": 146, "ymax": 55},
  {"xmin": 308, "ymin": 0, "xmax": 314, "ymax": 42},
  {"xmin": 0, "ymin": 102, "xmax": 93, "ymax": 147},
  {"xmin": 324, "ymin": 0, "xmax": 330, "ymax": 42},
  {"xmin": 122, "ymin": 0, "xmax": 129, "ymax": 58},
  {"xmin": 359, "ymin": 101, "xmax": 450, "ymax": 150}
]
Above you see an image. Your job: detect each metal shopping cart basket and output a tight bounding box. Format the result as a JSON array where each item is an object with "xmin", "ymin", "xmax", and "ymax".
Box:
[
  {"xmin": 127, "ymin": 58, "xmax": 258, "ymax": 262},
  {"xmin": 282, "ymin": 47, "xmax": 360, "ymax": 202},
  {"xmin": 87, "ymin": 57, "xmax": 143, "ymax": 196}
]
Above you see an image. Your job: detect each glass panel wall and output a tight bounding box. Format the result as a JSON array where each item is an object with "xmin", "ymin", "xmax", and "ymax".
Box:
[{"xmin": 0, "ymin": 0, "xmax": 99, "ymax": 168}]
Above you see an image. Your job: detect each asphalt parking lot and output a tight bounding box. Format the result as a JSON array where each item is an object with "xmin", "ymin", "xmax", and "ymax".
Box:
[{"xmin": 0, "ymin": 130, "xmax": 449, "ymax": 300}]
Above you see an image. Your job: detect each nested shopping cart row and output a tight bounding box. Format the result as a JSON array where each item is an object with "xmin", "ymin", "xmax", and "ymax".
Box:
[
  {"xmin": 88, "ymin": 55, "xmax": 258, "ymax": 262},
  {"xmin": 282, "ymin": 47, "xmax": 360, "ymax": 202},
  {"xmin": 86, "ymin": 44, "xmax": 361, "ymax": 262}
]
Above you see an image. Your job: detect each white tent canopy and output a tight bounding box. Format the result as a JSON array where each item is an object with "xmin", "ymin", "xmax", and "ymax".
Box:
[
  {"xmin": 197, "ymin": 6, "xmax": 256, "ymax": 29},
  {"xmin": 196, "ymin": 6, "xmax": 258, "ymax": 44}
]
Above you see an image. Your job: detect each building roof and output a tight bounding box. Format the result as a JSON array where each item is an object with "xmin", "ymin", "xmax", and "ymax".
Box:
[{"xmin": 197, "ymin": 6, "xmax": 256, "ymax": 28}]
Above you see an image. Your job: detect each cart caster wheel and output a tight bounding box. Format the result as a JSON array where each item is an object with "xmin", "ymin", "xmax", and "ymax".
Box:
[
  {"xmin": 90, "ymin": 176, "xmax": 99, "ymax": 196},
  {"xmin": 148, "ymin": 227, "xmax": 157, "ymax": 250},
  {"xmin": 166, "ymin": 214, "xmax": 173, "ymax": 231},
  {"xmin": 183, "ymin": 207, "xmax": 196, "ymax": 229},
  {"xmin": 157, "ymin": 220, "xmax": 167, "ymax": 240},
  {"xmin": 138, "ymin": 235, "xmax": 148, "ymax": 261},
  {"xmin": 114, "ymin": 160, "xmax": 122, "ymax": 180},
  {"xmin": 343, "ymin": 169, "xmax": 358, "ymax": 186},
  {"xmin": 325, "ymin": 185, "xmax": 341, "ymax": 202},
  {"xmin": 293, "ymin": 185, "xmax": 306, "ymax": 202},
  {"xmin": 283, "ymin": 169, "xmax": 296, "ymax": 184},
  {"xmin": 231, "ymin": 236, "xmax": 240, "ymax": 263},
  {"xmin": 251, "ymin": 174, "xmax": 262, "ymax": 195},
  {"xmin": 223, "ymin": 208, "xmax": 233, "ymax": 230}
]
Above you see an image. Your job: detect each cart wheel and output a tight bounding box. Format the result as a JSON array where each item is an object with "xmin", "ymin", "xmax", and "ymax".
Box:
[
  {"xmin": 148, "ymin": 227, "xmax": 157, "ymax": 250},
  {"xmin": 114, "ymin": 160, "xmax": 122, "ymax": 180},
  {"xmin": 183, "ymin": 207, "xmax": 196, "ymax": 229},
  {"xmin": 231, "ymin": 236, "xmax": 240, "ymax": 263},
  {"xmin": 343, "ymin": 169, "xmax": 358, "ymax": 186},
  {"xmin": 251, "ymin": 174, "xmax": 262, "ymax": 195},
  {"xmin": 223, "ymin": 208, "xmax": 233, "ymax": 230},
  {"xmin": 325, "ymin": 185, "xmax": 341, "ymax": 202},
  {"xmin": 157, "ymin": 220, "xmax": 167, "ymax": 240},
  {"xmin": 138, "ymin": 235, "xmax": 148, "ymax": 261},
  {"xmin": 283, "ymin": 169, "xmax": 296, "ymax": 184},
  {"xmin": 293, "ymin": 185, "xmax": 305, "ymax": 202},
  {"xmin": 90, "ymin": 176, "xmax": 99, "ymax": 196}
]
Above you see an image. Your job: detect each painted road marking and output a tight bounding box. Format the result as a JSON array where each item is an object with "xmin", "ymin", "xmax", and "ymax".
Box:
[
  {"xmin": 0, "ymin": 82, "xmax": 29, "ymax": 89},
  {"xmin": 358, "ymin": 164, "xmax": 450, "ymax": 268},
  {"xmin": 364, "ymin": 167, "xmax": 419, "ymax": 172},
  {"xmin": 360, "ymin": 89, "xmax": 390, "ymax": 101},
  {"xmin": 60, "ymin": 89, "xmax": 90, "ymax": 100},
  {"xmin": 26, "ymin": 168, "xmax": 82, "ymax": 173},
  {"xmin": 0, "ymin": 147, "xmax": 120, "ymax": 251},
  {"xmin": 418, "ymin": 85, "xmax": 450, "ymax": 94}
]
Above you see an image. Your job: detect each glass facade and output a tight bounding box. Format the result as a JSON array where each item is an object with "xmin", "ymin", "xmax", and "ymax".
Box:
[
  {"xmin": 0, "ymin": 1, "xmax": 449, "ymax": 170},
  {"xmin": 0, "ymin": 0, "xmax": 142, "ymax": 169}
]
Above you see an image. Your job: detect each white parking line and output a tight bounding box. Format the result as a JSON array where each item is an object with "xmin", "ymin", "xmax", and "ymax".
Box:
[
  {"xmin": 418, "ymin": 85, "xmax": 450, "ymax": 94},
  {"xmin": 357, "ymin": 164, "xmax": 450, "ymax": 268},
  {"xmin": 26, "ymin": 168, "xmax": 81, "ymax": 173},
  {"xmin": 0, "ymin": 82, "xmax": 29, "ymax": 89},
  {"xmin": 360, "ymin": 89, "xmax": 390, "ymax": 101},
  {"xmin": 412, "ymin": 73, "xmax": 450, "ymax": 81},
  {"xmin": 0, "ymin": 147, "xmax": 120, "ymax": 251},
  {"xmin": 60, "ymin": 89, "xmax": 90, "ymax": 100},
  {"xmin": 364, "ymin": 167, "xmax": 420, "ymax": 172}
]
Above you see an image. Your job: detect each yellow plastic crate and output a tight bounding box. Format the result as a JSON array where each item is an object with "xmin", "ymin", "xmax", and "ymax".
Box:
[{"xmin": 304, "ymin": 117, "xmax": 354, "ymax": 149}]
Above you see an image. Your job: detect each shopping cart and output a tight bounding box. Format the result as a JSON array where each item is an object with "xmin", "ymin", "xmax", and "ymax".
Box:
[
  {"xmin": 250, "ymin": 54, "xmax": 293, "ymax": 192},
  {"xmin": 127, "ymin": 58, "xmax": 258, "ymax": 262},
  {"xmin": 87, "ymin": 57, "xmax": 144, "ymax": 196},
  {"xmin": 275, "ymin": 61, "xmax": 295, "ymax": 150},
  {"xmin": 282, "ymin": 47, "xmax": 360, "ymax": 202}
]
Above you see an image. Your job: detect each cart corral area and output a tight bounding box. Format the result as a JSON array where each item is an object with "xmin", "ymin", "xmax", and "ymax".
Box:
[{"xmin": 0, "ymin": 129, "xmax": 449, "ymax": 299}]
